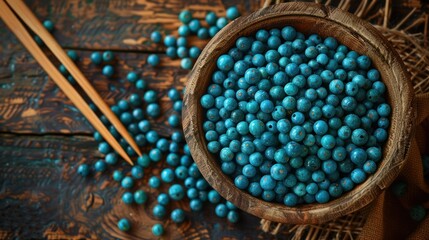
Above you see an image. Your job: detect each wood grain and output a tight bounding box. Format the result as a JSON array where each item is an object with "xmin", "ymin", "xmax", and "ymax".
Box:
[
  {"xmin": 0, "ymin": 0, "xmax": 426, "ymax": 238},
  {"xmin": 0, "ymin": 48, "xmax": 188, "ymax": 135},
  {"xmin": 183, "ymin": 2, "xmax": 414, "ymax": 224},
  {"xmin": 0, "ymin": 0, "xmax": 262, "ymax": 53},
  {"xmin": 0, "ymin": 134, "xmax": 282, "ymax": 240}
]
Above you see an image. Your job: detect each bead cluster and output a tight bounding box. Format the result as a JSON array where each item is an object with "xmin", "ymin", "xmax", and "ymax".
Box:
[
  {"xmin": 201, "ymin": 26, "xmax": 392, "ymax": 206},
  {"xmin": 149, "ymin": 7, "xmax": 240, "ymax": 70},
  {"xmin": 74, "ymin": 6, "xmax": 243, "ymax": 235}
]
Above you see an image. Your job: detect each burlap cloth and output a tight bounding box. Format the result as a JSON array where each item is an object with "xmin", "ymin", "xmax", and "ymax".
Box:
[{"xmin": 260, "ymin": 0, "xmax": 429, "ymax": 239}]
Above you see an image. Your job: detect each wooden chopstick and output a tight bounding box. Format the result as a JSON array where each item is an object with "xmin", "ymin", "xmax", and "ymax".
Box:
[
  {"xmin": 5, "ymin": 0, "xmax": 142, "ymax": 158},
  {"xmin": 0, "ymin": 0, "xmax": 134, "ymax": 165}
]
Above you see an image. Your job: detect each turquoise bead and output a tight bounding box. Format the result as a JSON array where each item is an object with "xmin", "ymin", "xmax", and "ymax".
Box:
[
  {"xmin": 205, "ymin": 11, "xmax": 217, "ymax": 26},
  {"xmin": 350, "ymin": 168, "xmax": 366, "ymax": 184},
  {"xmin": 147, "ymin": 54, "xmax": 160, "ymax": 66},
  {"xmin": 122, "ymin": 192, "xmax": 134, "ymax": 204},
  {"xmin": 226, "ymin": 6, "xmax": 240, "ymax": 20},
  {"xmin": 134, "ymin": 190, "xmax": 147, "ymax": 204},
  {"xmin": 153, "ymin": 204, "xmax": 167, "ymax": 218},
  {"xmin": 171, "ymin": 208, "xmax": 185, "ymax": 223},
  {"xmin": 178, "ymin": 10, "xmax": 192, "ymax": 24},
  {"xmin": 152, "ymin": 223, "xmax": 164, "ymax": 236},
  {"xmin": 102, "ymin": 51, "xmax": 114, "ymax": 63},
  {"xmin": 117, "ymin": 218, "xmax": 131, "ymax": 232},
  {"xmin": 102, "ymin": 65, "xmax": 114, "ymax": 78},
  {"xmin": 315, "ymin": 190, "xmax": 330, "ymax": 203},
  {"xmin": 43, "ymin": 20, "xmax": 54, "ymax": 32},
  {"xmin": 121, "ymin": 176, "xmax": 134, "ymax": 189},
  {"xmin": 77, "ymin": 164, "xmax": 90, "ymax": 177},
  {"xmin": 169, "ymin": 184, "xmax": 184, "ymax": 201},
  {"xmin": 150, "ymin": 31, "xmax": 162, "ymax": 43}
]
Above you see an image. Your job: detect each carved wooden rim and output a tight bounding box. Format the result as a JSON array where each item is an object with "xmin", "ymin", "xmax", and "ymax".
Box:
[{"xmin": 183, "ymin": 2, "xmax": 414, "ymax": 224}]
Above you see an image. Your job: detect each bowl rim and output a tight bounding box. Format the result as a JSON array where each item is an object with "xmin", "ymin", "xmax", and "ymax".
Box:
[{"xmin": 183, "ymin": 2, "xmax": 414, "ymax": 224}]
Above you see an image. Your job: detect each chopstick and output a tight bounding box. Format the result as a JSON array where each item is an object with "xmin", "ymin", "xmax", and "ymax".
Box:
[
  {"xmin": 5, "ymin": 0, "xmax": 142, "ymax": 159},
  {"xmin": 0, "ymin": 0, "xmax": 136, "ymax": 165}
]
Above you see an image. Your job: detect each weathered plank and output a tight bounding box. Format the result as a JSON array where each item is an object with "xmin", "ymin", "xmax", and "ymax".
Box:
[
  {"xmin": 0, "ymin": 0, "xmax": 263, "ymax": 53},
  {"xmin": 0, "ymin": 48, "xmax": 187, "ymax": 135},
  {"xmin": 0, "ymin": 134, "xmax": 281, "ymax": 239},
  {"xmin": 0, "ymin": 0, "xmax": 423, "ymax": 54}
]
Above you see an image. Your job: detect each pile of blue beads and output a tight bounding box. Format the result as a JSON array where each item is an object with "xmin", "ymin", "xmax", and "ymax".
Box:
[
  {"xmin": 200, "ymin": 26, "xmax": 391, "ymax": 206},
  {"xmin": 77, "ymin": 79, "xmax": 241, "ymax": 235},
  {"xmin": 150, "ymin": 6, "xmax": 240, "ymax": 70}
]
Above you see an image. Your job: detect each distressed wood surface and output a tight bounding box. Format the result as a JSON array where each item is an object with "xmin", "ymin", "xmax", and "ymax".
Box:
[
  {"xmin": 0, "ymin": 134, "xmax": 281, "ymax": 239},
  {"xmin": 0, "ymin": 0, "xmax": 427, "ymax": 239}
]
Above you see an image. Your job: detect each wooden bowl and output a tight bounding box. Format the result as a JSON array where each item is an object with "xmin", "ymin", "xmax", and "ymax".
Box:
[{"xmin": 183, "ymin": 2, "xmax": 414, "ymax": 224}]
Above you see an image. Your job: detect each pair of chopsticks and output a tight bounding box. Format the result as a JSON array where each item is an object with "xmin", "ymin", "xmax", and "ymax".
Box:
[{"xmin": 0, "ymin": 0, "xmax": 141, "ymax": 165}]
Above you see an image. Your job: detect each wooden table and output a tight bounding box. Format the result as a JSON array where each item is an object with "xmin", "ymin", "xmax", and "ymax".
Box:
[{"xmin": 0, "ymin": 0, "xmax": 426, "ymax": 239}]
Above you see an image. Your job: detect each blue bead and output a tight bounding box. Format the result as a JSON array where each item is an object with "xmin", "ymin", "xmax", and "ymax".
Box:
[
  {"xmin": 315, "ymin": 190, "xmax": 330, "ymax": 203},
  {"xmin": 227, "ymin": 210, "xmax": 239, "ymax": 223},
  {"xmin": 134, "ymin": 190, "xmax": 147, "ymax": 204},
  {"xmin": 102, "ymin": 51, "xmax": 114, "ymax": 62},
  {"xmin": 131, "ymin": 166, "xmax": 144, "ymax": 179},
  {"xmin": 363, "ymin": 160, "xmax": 377, "ymax": 174},
  {"xmin": 285, "ymin": 141, "xmax": 302, "ymax": 158},
  {"xmin": 270, "ymin": 163, "xmax": 288, "ymax": 180},
  {"xmin": 377, "ymin": 103, "xmax": 391, "ymax": 117},
  {"xmin": 149, "ymin": 176, "xmax": 161, "ymax": 188},
  {"xmin": 209, "ymin": 26, "xmax": 220, "ymax": 37},
  {"xmin": 146, "ymin": 103, "xmax": 161, "ymax": 118},
  {"xmin": 112, "ymin": 170, "xmax": 124, "ymax": 181},
  {"xmin": 367, "ymin": 147, "xmax": 382, "ymax": 162},
  {"xmin": 94, "ymin": 160, "xmax": 107, "ymax": 172},
  {"xmin": 284, "ymin": 193, "xmax": 299, "ymax": 206},
  {"xmin": 121, "ymin": 176, "xmax": 134, "ymax": 189},
  {"xmin": 267, "ymin": 35, "xmax": 281, "ymax": 49},
  {"xmin": 43, "ymin": 20, "xmax": 54, "ymax": 32},
  {"xmin": 171, "ymin": 208, "xmax": 185, "ymax": 223},
  {"xmin": 217, "ymin": 55, "xmax": 234, "ymax": 71},
  {"xmin": 117, "ymin": 218, "xmax": 131, "ymax": 232},
  {"xmin": 255, "ymin": 29, "xmax": 269, "ymax": 42},
  {"xmin": 205, "ymin": 11, "xmax": 218, "ymax": 26},
  {"xmin": 329, "ymin": 183, "xmax": 343, "ymax": 198},
  {"xmin": 215, "ymin": 203, "xmax": 228, "ymax": 217},
  {"xmin": 367, "ymin": 69, "xmax": 380, "ymax": 81},
  {"xmin": 178, "ymin": 10, "xmax": 192, "ymax": 24},
  {"xmin": 161, "ymin": 168, "xmax": 175, "ymax": 183},
  {"xmin": 150, "ymin": 31, "xmax": 162, "ymax": 43},
  {"xmin": 147, "ymin": 54, "xmax": 160, "ymax": 66},
  {"xmin": 152, "ymin": 224, "xmax": 164, "ymax": 236},
  {"xmin": 322, "ymin": 160, "xmax": 337, "ymax": 175},
  {"xmin": 216, "ymin": 17, "xmax": 228, "ymax": 29},
  {"xmin": 321, "ymin": 135, "xmax": 336, "ymax": 149},
  {"xmin": 374, "ymin": 128, "xmax": 388, "ymax": 143},
  {"xmin": 234, "ymin": 175, "xmax": 249, "ymax": 189},
  {"xmin": 190, "ymin": 199, "xmax": 203, "ymax": 211},
  {"xmin": 164, "ymin": 35, "xmax": 176, "ymax": 47},
  {"xmin": 313, "ymin": 120, "xmax": 328, "ymax": 135},
  {"xmin": 187, "ymin": 188, "xmax": 198, "ymax": 199},
  {"xmin": 168, "ymin": 184, "xmax": 184, "ymax": 201},
  {"xmin": 226, "ymin": 6, "xmax": 240, "ymax": 20},
  {"xmin": 122, "ymin": 192, "xmax": 134, "ymax": 204},
  {"xmin": 153, "ymin": 204, "xmax": 167, "ymax": 218},
  {"xmin": 350, "ymin": 168, "xmax": 367, "ymax": 183},
  {"xmin": 102, "ymin": 65, "xmax": 114, "ymax": 78},
  {"xmin": 260, "ymin": 175, "xmax": 276, "ymax": 190},
  {"xmin": 340, "ymin": 177, "xmax": 354, "ymax": 191},
  {"xmin": 77, "ymin": 164, "xmax": 90, "ymax": 177}
]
